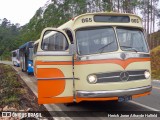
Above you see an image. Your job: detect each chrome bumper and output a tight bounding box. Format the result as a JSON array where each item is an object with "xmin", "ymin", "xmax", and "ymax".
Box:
[{"xmin": 76, "ymin": 85, "xmax": 152, "ymax": 98}]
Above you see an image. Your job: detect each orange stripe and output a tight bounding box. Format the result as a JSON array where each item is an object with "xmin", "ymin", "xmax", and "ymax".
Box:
[
  {"xmin": 38, "ymin": 97, "xmax": 73, "ymax": 104},
  {"xmin": 123, "ymin": 58, "xmax": 150, "ymax": 69},
  {"xmin": 36, "ymin": 58, "xmax": 150, "ymax": 69},
  {"xmin": 76, "ymin": 97, "xmax": 118, "ymax": 103},
  {"xmin": 132, "ymin": 92, "xmax": 151, "ymax": 98},
  {"xmin": 36, "ymin": 61, "xmax": 72, "ymax": 65}
]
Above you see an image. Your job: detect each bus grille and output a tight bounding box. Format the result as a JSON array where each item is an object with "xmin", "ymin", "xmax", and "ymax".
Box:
[{"xmin": 96, "ymin": 70, "xmax": 147, "ymax": 83}]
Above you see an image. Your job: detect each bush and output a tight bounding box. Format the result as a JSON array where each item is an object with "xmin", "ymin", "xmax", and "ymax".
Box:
[{"xmin": 151, "ymin": 46, "xmax": 160, "ymax": 79}]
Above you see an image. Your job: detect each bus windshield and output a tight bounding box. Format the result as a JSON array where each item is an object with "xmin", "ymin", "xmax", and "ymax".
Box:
[
  {"xmin": 76, "ymin": 27, "xmax": 148, "ymax": 55},
  {"xmin": 117, "ymin": 27, "xmax": 149, "ymax": 53},
  {"xmin": 76, "ymin": 27, "xmax": 118, "ymax": 55}
]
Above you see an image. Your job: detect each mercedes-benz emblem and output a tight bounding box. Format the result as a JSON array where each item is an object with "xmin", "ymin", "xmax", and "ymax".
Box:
[
  {"xmin": 120, "ymin": 71, "xmax": 129, "ymax": 81},
  {"xmin": 120, "ymin": 53, "xmax": 126, "ymax": 60}
]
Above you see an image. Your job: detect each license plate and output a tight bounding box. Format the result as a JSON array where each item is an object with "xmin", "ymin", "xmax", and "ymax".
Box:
[{"xmin": 118, "ymin": 96, "xmax": 132, "ymax": 102}]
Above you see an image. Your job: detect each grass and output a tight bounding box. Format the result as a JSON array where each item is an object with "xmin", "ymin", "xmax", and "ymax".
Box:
[{"xmin": 0, "ymin": 64, "xmax": 26, "ymax": 108}]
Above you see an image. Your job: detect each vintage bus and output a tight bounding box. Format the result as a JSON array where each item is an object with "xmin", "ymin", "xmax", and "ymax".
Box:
[
  {"xmin": 19, "ymin": 41, "xmax": 34, "ymax": 75},
  {"xmin": 11, "ymin": 49, "xmax": 20, "ymax": 67},
  {"xmin": 34, "ymin": 12, "xmax": 152, "ymax": 104}
]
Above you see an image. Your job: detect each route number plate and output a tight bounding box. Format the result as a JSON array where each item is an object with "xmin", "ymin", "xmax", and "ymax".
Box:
[{"xmin": 118, "ymin": 96, "xmax": 132, "ymax": 102}]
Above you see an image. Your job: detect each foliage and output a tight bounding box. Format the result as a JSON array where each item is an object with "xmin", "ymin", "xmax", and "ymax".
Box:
[
  {"xmin": 150, "ymin": 30, "xmax": 160, "ymax": 49},
  {"xmin": 151, "ymin": 44, "xmax": 160, "ymax": 79},
  {"xmin": 0, "ymin": 18, "xmax": 20, "ymax": 60}
]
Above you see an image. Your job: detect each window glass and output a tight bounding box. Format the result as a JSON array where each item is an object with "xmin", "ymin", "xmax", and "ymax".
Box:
[
  {"xmin": 42, "ymin": 31, "xmax": 68, "ymax": 51},
  {"xmin": 76, "ymin": 27, "xmax": 117, "ymax": 55},
  {"xmin": 65, "ymin": 30, "xmax": 73, "ymax": 44},
  {"xmin": 117, "ymin": 27, "xmax": 148, "ymax": 53},
  {"xmin": 12, "ymin": 52, "xmax": 16, "ymax": 57},
  {"xmin": 94, "ymin": 15, "xmax": 130, "ymax": 23}
]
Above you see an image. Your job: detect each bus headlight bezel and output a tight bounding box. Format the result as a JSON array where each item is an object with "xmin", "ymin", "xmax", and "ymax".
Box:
[
  {"xmin": 87, "ymin": 75, "xmax": 97, "ymax": 84},
  {"xmin": 144, "ymin": 70, "xmax": 150, "ymax": 79}
]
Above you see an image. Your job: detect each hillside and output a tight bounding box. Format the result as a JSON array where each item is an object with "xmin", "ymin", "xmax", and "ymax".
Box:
[{"xmin": 151, "ymin": 44, "xmax": 160, "ymax": 79}]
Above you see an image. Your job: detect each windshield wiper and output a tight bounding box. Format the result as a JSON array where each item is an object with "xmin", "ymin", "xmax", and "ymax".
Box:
[
  {"xmin": 98, "ymin": 41, "xmax": 114, "ymax": 53},
  {"xmin": 120, "ymin": 45, "xmax": 138, "ymax": 52}
]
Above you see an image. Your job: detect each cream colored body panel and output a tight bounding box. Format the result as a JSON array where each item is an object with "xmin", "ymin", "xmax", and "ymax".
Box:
[
  {"xmin": 74, "ymin": 61, "xmax": 151, "ymax": 91},
  {"xmin": 73, "ymin": 15, "xmax": 142, "ymax": 30},
  {"xmin": 36, "ymin": 55, "xmax": 71, "ymax": 61},
  {"xmin": 58, "ymin": 12, "xmax": 143, "ymax": 31}
]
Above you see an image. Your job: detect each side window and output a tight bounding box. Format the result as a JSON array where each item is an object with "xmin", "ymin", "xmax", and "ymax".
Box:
[
  {"xmin": 12, "ymin": 52, "xmax": 16, "ymax": 57},
  {"xmin": 42, "ymin": 31, "xmax": 69, "ymax": 51},
  {"xmin": 65, "ymin": 30, "xmax": 73, "ymax": 44}
]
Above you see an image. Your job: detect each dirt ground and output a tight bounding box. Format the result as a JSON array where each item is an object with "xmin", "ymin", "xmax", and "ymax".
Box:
[{"xmin": 0, "ymin": 63, "xmax": 53, "ymax": 120}]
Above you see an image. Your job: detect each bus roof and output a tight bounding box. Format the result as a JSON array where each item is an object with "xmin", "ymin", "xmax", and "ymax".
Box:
[
  {"xmin": 73, "ymin": 12, "xmax": 142, "ymax": 20},
  {"xmin": 58, "ymin": 12, "xmax": 143, "ymax": 30},
  {"xmin": 19, "ymin": 41, "xmax": 34, "ymax": 50}
]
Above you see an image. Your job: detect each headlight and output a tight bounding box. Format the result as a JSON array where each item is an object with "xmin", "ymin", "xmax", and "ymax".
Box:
[
  {"xmin": 144, "ymin": 71, "xmax": 150, "ymax": 79},
  {"xmin": 87, "ymin": 75, "xmax": 97, "ymax": 84},
  {"xmin": 28, "ymin": 64, "xmax": 32, "ymax": 67}
]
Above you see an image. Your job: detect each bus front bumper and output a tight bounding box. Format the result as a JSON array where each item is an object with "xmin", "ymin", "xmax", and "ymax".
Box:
[{"xmin": 76, "ymin": 85, "xmax": 152, "ymax": 98}]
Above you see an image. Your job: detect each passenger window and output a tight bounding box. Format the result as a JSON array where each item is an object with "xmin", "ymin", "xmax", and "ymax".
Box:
[{"xmin": 42, "ymin": 30, "xmax": 69, "ymax": 51}]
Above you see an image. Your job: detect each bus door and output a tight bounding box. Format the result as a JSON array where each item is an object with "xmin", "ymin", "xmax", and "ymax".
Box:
[{"xmin": 37, "ymin": 28, "xmax": 74, "ymax": 104}]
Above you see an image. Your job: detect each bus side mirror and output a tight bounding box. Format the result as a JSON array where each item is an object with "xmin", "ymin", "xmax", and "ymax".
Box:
[{"xmin": 69, "ymin": 44, "xmax": 75, "ymax": 55}]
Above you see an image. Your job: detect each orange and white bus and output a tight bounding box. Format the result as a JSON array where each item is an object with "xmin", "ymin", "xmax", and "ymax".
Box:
[{"xmin": 34, "ymin": 12, "xmax": 152, "ymax": 104}]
